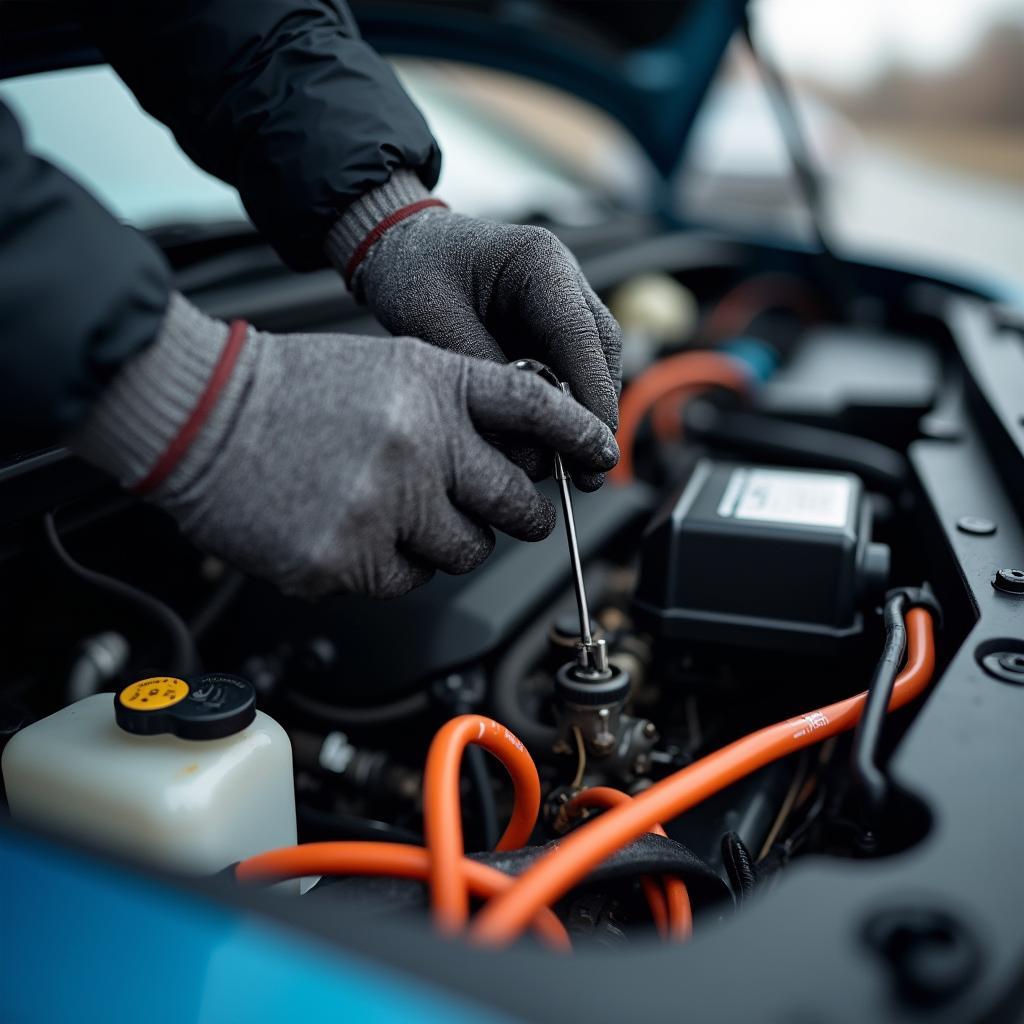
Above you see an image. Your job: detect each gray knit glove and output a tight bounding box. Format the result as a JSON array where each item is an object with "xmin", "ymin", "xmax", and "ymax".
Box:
[
  {"xmin": 70, "ymin": 295, "xmax": 618, "ymax": 599},
  {"xmin": 326, "ymin": 170, "xmax": 621, "ymax": 489}
]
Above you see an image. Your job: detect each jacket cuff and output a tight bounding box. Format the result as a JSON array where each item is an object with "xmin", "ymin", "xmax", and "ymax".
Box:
[
  {"xmin": 325, "ymin": 169, "xmax": 445, "ymax": 291},
  {"xmin": 68, "ymin": 293, "xmax": 253, "ymax": 493}
]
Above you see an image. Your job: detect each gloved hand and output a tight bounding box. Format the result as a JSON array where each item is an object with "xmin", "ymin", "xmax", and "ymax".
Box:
[
  {"xmin": 71, "ymin": 294, "xmax": 619, "ymax": 599},
  {"xmin": 326, "ymin": 170, "xmax": 621, "ymax": 489}
]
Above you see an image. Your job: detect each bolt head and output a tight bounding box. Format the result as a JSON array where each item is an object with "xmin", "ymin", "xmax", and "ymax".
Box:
[{"xmin": 993, "ymin": 568, "xmax": 1024, "ymax": 594}]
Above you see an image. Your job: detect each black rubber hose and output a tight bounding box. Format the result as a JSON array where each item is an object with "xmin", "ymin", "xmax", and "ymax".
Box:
[
  {"xmin": 490, "ymin": 609, "xmax": 560, "ymax": 752},
  {"xmin": 44, "ymin": 512, "xmax": 197, "ymax": 678},
  {"xmin": 850, "ymin": 592, "xmax": 908, "ymax": 827},
  {"xmin": 297, "ymin": 804, "xmax": 422, "ymax": 846},
  {"xmin": 721, "ymin": 831, "xmax": 757, "ymax": 903},
  {"xmin": 684, "ymin": 399, "xmax": 909, "ymax": 496},
  {"xmin": 448, "ymin": 672, "xmax": 502, "ymax": 852},
  {"xmin": 285, "ymin": 686, "xmax": 429, "ymax": 726},
  {"xmin": 464, "ymin": 743, "xmax": 501, "ymax": 851}
]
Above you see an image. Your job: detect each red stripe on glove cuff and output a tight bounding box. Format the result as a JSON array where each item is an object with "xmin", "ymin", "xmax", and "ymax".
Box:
[
  {"xmin": 132, "ymin": 319, "xmax": 250, "ymax": 496},
  {"xmin": 344, "ymin": 198, "xmax": 448, "ymax": 286}
]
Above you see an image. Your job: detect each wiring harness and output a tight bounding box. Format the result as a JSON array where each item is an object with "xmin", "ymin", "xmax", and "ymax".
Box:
[{"xmin": 236, "ymin": 606, "xmax": 936, "ymax": 951}]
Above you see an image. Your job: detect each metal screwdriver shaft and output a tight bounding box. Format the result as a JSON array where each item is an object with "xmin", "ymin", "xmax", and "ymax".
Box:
[
  {"xmin": 553, "ymin": 388, "xmax": 591, "ymax": 650},
  {"xmin": 512, "ymin": 359, "xmax": 607, "ymax": 674},
  {"xmin": 553, "ymin": 382, "xmax": 608, "ymax": 675}
]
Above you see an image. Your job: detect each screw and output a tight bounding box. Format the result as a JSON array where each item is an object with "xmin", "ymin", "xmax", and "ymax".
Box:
[
  {"xmin": 993, "ymin": 568, "xmax": 1024, "ymax": 595},
  {"xmin": 642, "ymin": 721, "xmax": 658, "ymax": 740},
  {"xmin": 956, "ymin": 516, "xmax": 996, "ymax": 536},
  {"xmin": 592, "ymin": 732, "xmax": 616, "ymax": 756}
]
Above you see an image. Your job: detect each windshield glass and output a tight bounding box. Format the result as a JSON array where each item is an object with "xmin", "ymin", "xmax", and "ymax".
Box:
[{"xmin": 0, "ymin": 60, "xmax": 610, "ymax": 232}]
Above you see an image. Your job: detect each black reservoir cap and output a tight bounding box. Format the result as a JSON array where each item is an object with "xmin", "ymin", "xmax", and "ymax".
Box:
[{"xmin": 115, "ymin": 673, "xmax": 256, "ymax": 740}]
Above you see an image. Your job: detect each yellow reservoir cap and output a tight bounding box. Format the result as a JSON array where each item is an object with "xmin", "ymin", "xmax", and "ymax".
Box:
[{"xmin": 119, "ymin": 677, "xmax": 190, "ymax": 711}]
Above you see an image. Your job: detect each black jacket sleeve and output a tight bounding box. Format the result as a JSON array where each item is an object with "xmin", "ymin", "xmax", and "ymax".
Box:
[
  {"xmin": 71, "ymin": 0, "xmax": 442, "ymax": 270},
  {"xmin": 2, "ymin": 1, "xmax": 439, "ymax": 443},
  {"xmin": 0, "ymin": 101, "xmax": 170, "ymax": 443}
]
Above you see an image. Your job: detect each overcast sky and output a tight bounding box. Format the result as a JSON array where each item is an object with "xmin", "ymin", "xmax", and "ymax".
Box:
[{"xmin": 753, "ymin": 0, "xmax": 1024, "ymax": 90}]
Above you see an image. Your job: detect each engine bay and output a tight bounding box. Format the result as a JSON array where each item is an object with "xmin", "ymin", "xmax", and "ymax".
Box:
[{"xmin": 2, "ymin": 231, "xmax": 1023, "ymax": 1020}]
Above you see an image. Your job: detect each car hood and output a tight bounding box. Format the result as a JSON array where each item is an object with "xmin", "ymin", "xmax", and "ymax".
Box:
[{"xmin": 1, "ymin": 0, "xmax": 747, "ymax": 185}]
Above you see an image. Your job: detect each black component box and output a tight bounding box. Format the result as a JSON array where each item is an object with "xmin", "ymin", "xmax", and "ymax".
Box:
[{"xmin": 633, "ymin": 459, "xmax": 890, "ymax": 653}]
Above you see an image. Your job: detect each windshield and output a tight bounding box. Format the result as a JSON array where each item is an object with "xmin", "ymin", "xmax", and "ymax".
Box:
[{"xmin": 0, "ymin": 60, "xmax": 608, "ymax": 233}]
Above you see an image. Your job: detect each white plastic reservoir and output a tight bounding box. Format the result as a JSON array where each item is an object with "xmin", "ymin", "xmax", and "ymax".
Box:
[{"xmin": 2, "ymin": 675, "xmax": 296, "ymax": 875}]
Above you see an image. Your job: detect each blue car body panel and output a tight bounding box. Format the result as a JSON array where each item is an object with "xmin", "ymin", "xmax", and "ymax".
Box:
[{"xmin": 0, "ymin": 827, "xmax": 501, "ymax": 1024}]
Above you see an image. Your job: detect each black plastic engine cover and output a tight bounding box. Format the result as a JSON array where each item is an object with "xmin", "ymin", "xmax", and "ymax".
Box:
[{"xmin": 232, "ymin": 480, "xmax": 655, "ymax": 703}]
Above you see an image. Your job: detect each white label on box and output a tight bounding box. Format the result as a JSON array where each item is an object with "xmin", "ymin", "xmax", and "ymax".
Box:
[{"xmin": 717, "ymin": 468, "xmax": 852, "ymax": 529}]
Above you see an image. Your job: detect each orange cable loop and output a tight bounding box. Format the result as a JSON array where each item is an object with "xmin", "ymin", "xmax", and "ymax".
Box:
[
  {"xmin": 423, "ymin": 714, "xmax": 540, "ymax": 935},
  {"xmin": 235, "ymin": 841, "xmax": 569, "ymax": 952},
  {"xmin": 567, "ymin": 786, "xmax": 692, "ymax": 941},
  {"xmin": 469, "ymin": 609, "xmax": 936, "ymax": 947},
  {"xmin": 610, "ymin": 351, "xmax": 750, "ymax": 485}
]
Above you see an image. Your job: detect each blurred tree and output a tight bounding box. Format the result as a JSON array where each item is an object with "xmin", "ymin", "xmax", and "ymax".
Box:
[{"xmin": 846, "ymin": 21, "xmax": 1024, "ymax": 128}]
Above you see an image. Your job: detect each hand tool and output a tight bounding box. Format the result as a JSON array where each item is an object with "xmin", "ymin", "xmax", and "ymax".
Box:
[{"xmin": 513, "ymin": 360, "xmax": 609, "ymax": 676}]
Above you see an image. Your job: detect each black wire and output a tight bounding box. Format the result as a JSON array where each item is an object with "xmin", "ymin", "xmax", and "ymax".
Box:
[
  {"xmin": 189, "ymin": 568, "xmax": 246, "ymax": 641},
  {"xmin": 721, "ymin": 831, "xmax": 757, "ymax": 903},
  {"xmin": 464, "ymin": 743, "xmax": 501, "ymax": 851},
  {"xmin": 44, "ymin": 512, "xmax": 197, "ymax": 678},
  {"xmin": 850, "ymin": 592, "xmax": 908, "ymax": 829},
  {"xmin": 297, "ymin": 804, "xmax": 422, "ymax": 846},
  {"xmin": 285, "ymin": 686, "xmax": 429, "ymax": 726},
  {"xmin": 684, "ymin": 399, "xmax": 910, "ymax": 496},
  {"xmin": 451, "ymin": 671, "xmax": 502, "ymax": 853}
]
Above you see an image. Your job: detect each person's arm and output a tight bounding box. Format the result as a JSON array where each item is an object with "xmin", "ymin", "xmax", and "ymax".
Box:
[
  {"xmin": 69, "ymin": 295, "xmax": 619, "ymax": 599},
  {"xmin": 0, "ymin": 101, "xmax": 170, "ymax": 448},
  {"xmin": 71, "ymin": 0, "xmax": 622, "ymax": 438},
  {"xmin": 70, "ymin": 0, "xmax": 440, "ymax": 271},
  {"xmin": 0, "ymin": 92, "xmax": 618, "ymax": 599}
]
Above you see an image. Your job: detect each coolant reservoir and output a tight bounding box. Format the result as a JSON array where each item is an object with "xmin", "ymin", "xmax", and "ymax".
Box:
[{"xmin": 2, "ymin": 673, "xmax": 296, "ymax": 874}]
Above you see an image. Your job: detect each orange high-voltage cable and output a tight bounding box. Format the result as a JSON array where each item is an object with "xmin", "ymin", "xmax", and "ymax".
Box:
[
  {"xmin": 609, "ymin": 351, "xmax": 750, "ymax": 484},
  {"xmin": 423, "ymin": 714, "xmax": 541, "ymax": 935},
  {"xmin": 567, "ymin": 786, "xmax": 692, "ymax": 940},
  {"xmin": 235, "ymin": 841, "xmax": 569, "ymax": 951},
  {"xmin": 699, "ymin": 273, "xmax": 825, "ymax": 347},
  {"xmin": 470, "ymin": 608, "xmax": 936, "ymax": 946}
]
